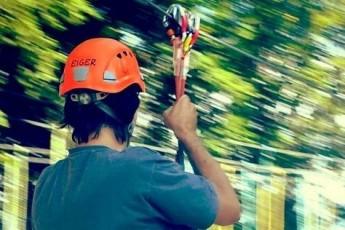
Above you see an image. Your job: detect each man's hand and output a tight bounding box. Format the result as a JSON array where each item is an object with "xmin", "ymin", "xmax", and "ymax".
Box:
[
  {"xmin": 163, "ymin": 95, "xmax": 197, "ymax": 140},
  {"xmin": 163, "ymin": 95, "xmax": 241, "ymax": 226}
]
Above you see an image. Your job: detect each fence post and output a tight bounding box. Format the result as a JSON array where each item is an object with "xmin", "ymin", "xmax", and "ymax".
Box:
[{"xmin": 1, "ymin": 150, "xmax": 28, "ymax": 230}]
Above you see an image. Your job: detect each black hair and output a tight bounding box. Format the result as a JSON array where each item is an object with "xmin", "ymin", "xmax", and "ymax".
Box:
[{"xmin": 62, "ymin": 85, "xmax": 140, "ymax": 144}]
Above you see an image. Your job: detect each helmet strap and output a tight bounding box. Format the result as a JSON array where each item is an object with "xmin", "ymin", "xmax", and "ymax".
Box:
[
  {"xmin": 70, "ymin": 92, "xmax": 134, "ymax": 145},
  {"xmin": 95, "ymin": 101, "xmax": 134, "ymax": 146},
  {"xmin": 94, "ymin": 101, "xmax": 122, "ymax": 123}
]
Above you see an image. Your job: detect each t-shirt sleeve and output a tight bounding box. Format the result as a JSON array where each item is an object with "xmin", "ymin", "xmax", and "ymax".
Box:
[{"xmin": 147, "ymin": 156, "xmax": 219, "ymax": 229}]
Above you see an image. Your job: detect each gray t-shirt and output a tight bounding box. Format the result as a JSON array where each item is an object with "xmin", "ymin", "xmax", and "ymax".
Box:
[{"xmin": 32, "ymin": 145, "xmax": 218, "ymax": 229}]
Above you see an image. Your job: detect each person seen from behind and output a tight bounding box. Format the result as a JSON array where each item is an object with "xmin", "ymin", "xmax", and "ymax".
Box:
[{"xmin": 32, "ymin": 38, "xmax": 240, "ymax": 229}]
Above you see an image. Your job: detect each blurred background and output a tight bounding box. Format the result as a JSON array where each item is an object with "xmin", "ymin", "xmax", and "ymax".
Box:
[{"xmin": 1, "ymin": 0, "xmax": 345, "ymax": 229}]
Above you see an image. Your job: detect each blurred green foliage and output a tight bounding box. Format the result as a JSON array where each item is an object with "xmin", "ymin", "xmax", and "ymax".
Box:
[
  {"xmin": 0, "ymin": 0, "xmax": 344, "ymax": 166},
  {"xmin": 1, "ymin": 1, "xmax": 345, "ymax": 230}
]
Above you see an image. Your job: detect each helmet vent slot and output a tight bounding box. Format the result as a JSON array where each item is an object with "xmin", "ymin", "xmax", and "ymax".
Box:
[{"xmin": 116, "ymin": 53, "xmax": 122, "ymax": 59}]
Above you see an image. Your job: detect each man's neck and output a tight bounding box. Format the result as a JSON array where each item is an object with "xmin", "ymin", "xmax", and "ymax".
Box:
[{"xmin": 77, "ymin": 127, "xmax": 127, "ymax": 152}]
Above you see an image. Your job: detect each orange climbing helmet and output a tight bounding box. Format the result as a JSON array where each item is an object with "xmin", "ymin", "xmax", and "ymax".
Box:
[{"xmin": 59, "ymin": 38, "xmax": 145, "ymax": 96}]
